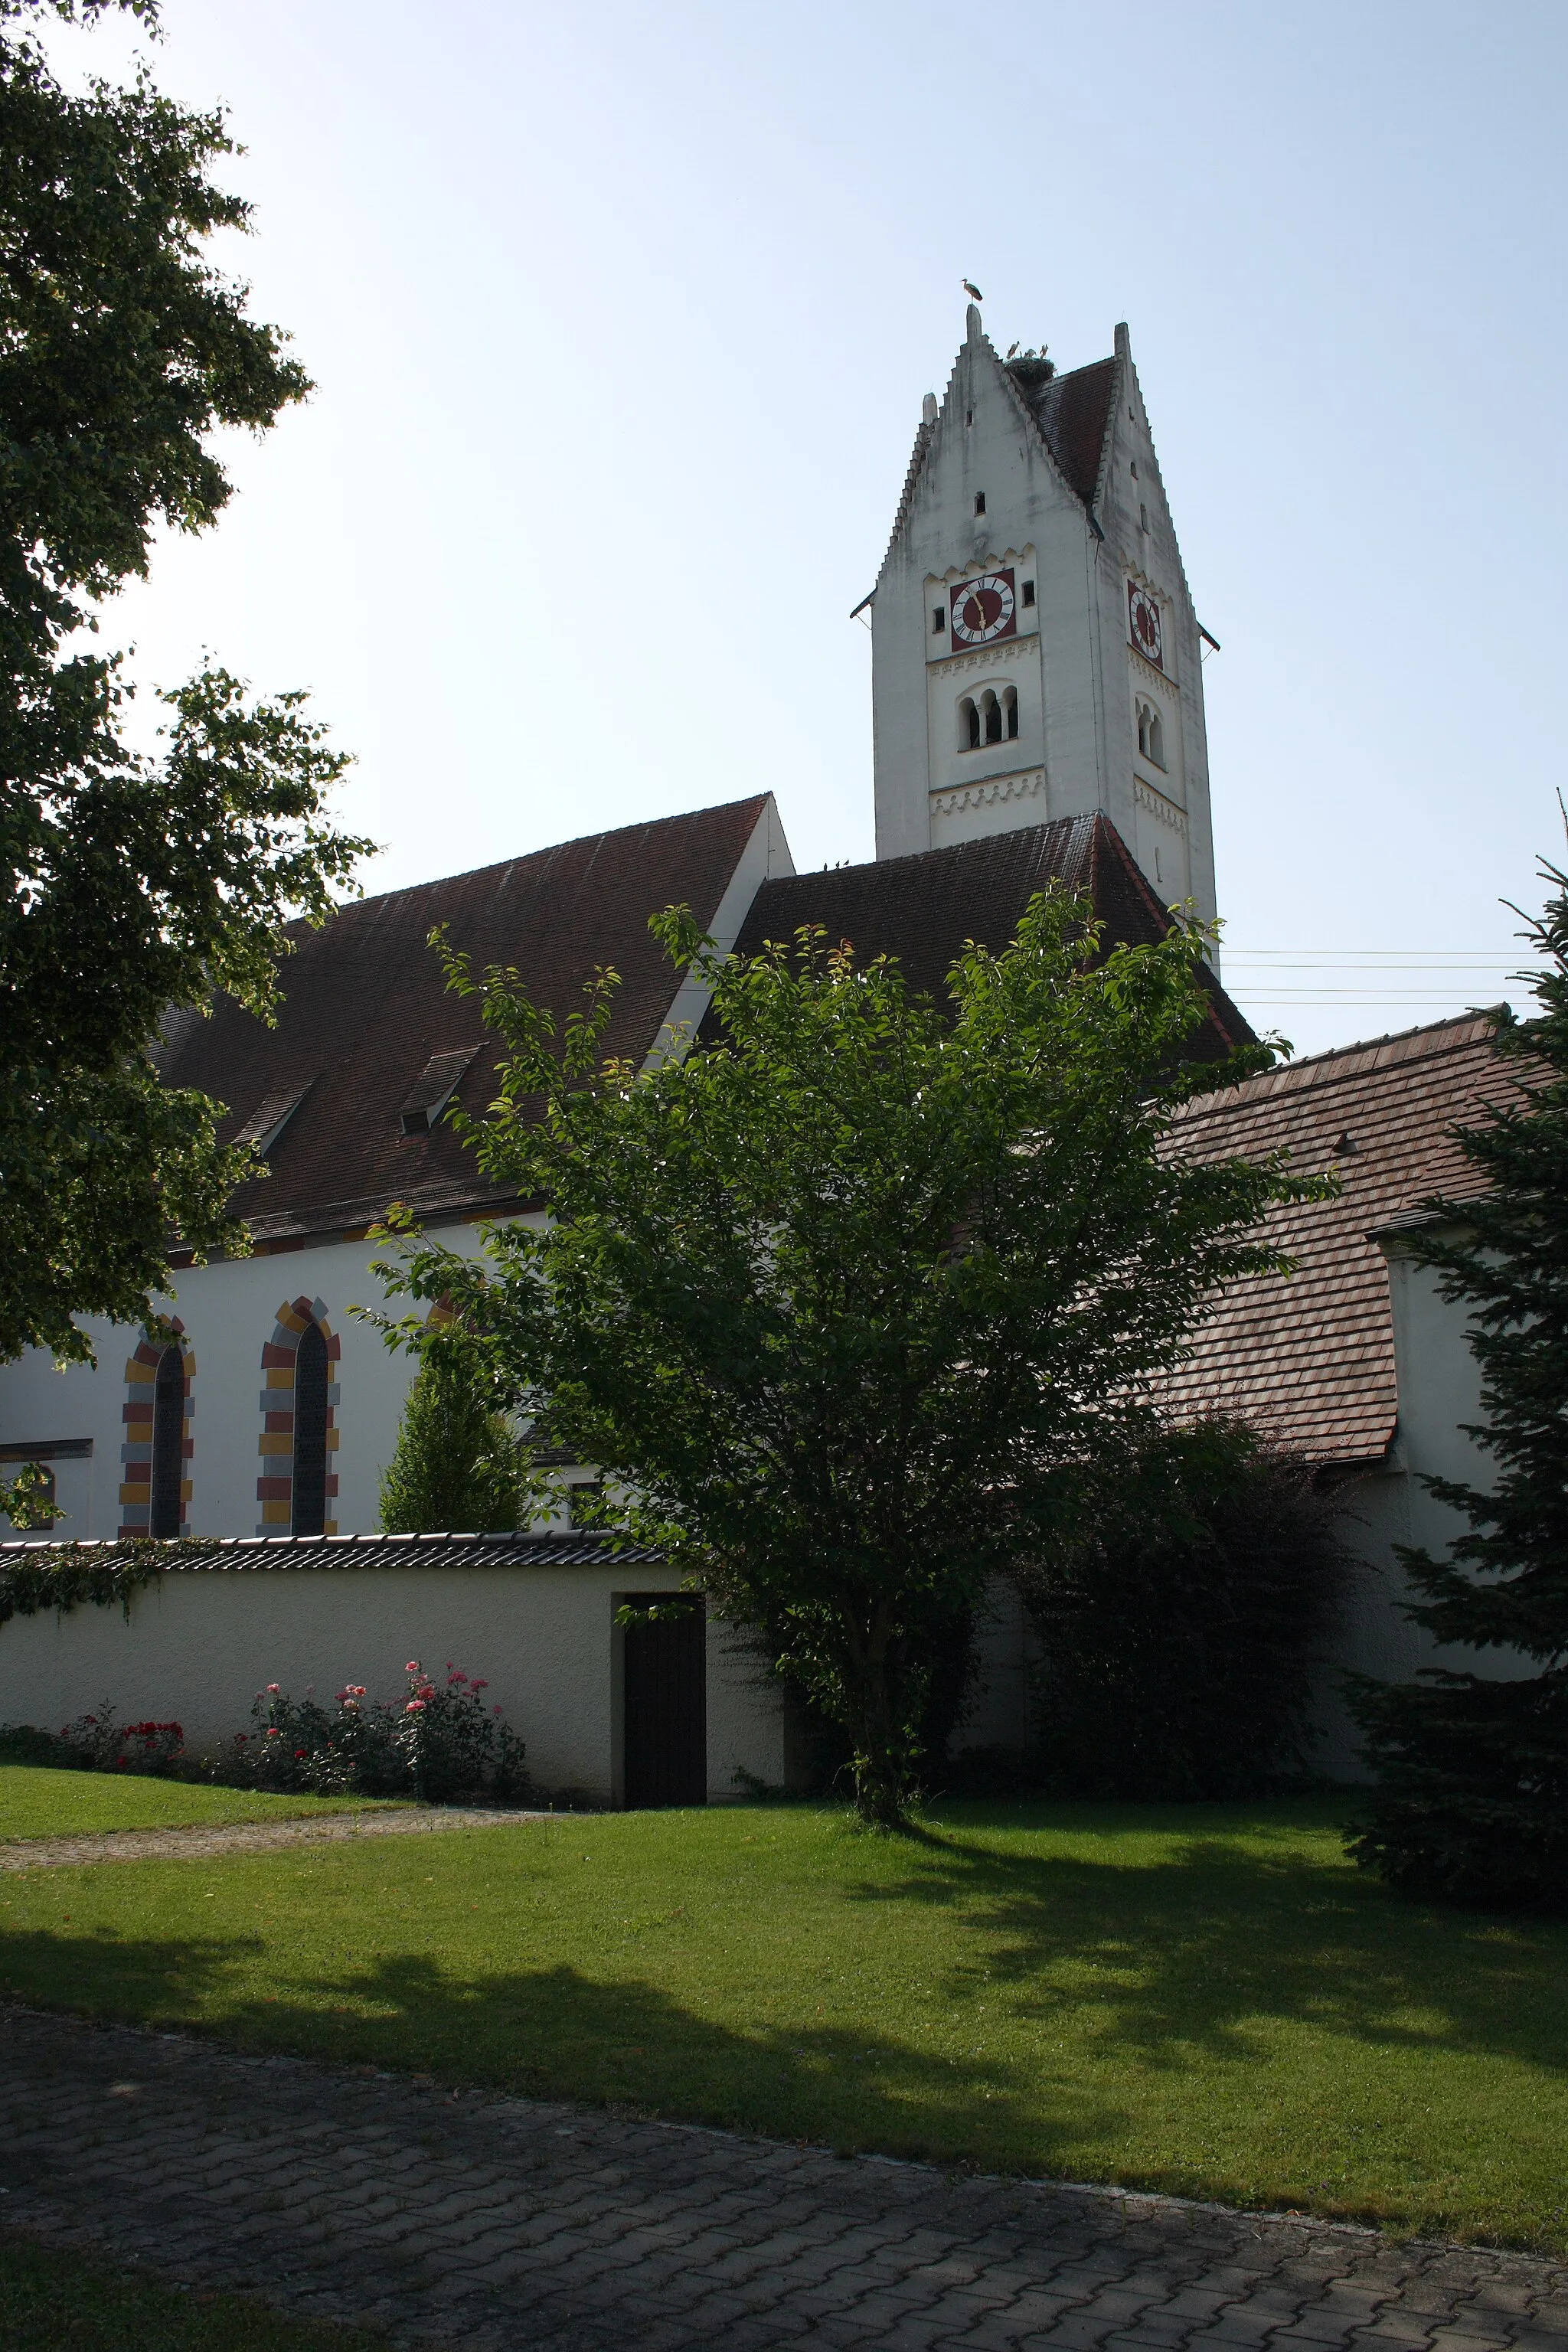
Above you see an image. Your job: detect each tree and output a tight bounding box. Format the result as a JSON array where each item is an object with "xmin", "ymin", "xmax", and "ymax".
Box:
[
  {"xmin": 1018, "ymin": 1419, "xmax": 1351, "ymax": 1800},
  {"xmin": 1, "ymin": 0, "xmax": 371, "ymax": 1369},
  {"xmin": 1348, "ymin": 861, "xmax": 1568, "ymax": 1911},
  {"xmin": 379, "ymin": 1347, "xmax": 531, "ymax": 1534},
  {"xmin": 370, "ymin": 892, "xmax": 1327, "ymax": 1825}
]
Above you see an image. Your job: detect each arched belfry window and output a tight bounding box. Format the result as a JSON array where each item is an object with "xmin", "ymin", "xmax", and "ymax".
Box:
[
  {"xmin": 149, "ymin": 1346, "xmax": 186, "ymax": 1539},
  {"xmin": 292, "ymin": 1321, "xmax": 329, "ymax": 1537}
]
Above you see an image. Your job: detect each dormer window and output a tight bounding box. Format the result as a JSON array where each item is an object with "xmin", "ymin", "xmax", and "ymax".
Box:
[
  {"xmin": 400, "ymin": 1046, "xmax": 479, "ymax": 1137},
  {"xmin": 234, "ymin": 1083, "xmax": 311, "ymax": 1161}
]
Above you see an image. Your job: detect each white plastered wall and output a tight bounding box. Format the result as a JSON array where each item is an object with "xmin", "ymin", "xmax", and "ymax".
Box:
[
  {"xmin": 1312, "ymin": 1237, "xmax": 1529, "ymax": 1777},
  {"xmin": 0, "ymin": 1224, "xmax": 506, "ymax": 1542},
  {"xmin": 0, "ymin": 1559, "xmax": 786, "ymax": 1807}
]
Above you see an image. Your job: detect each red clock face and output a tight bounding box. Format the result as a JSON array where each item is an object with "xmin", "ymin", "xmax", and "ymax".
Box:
[
  {"xmin": 1128, "ymin": 583, "xmax": 1163, "ymax": 668},
  {"xmin": 950, "ymin": 570, "xmax": 1017, "ymax": 648}
]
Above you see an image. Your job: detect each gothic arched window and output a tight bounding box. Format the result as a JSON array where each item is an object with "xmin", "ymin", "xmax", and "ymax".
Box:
[
  {"xmin": 982, "ymin": 690, "xmax": 1002, "ymax": 746},
  {"xmin": 959, "ymin": 696, "xmax": 980, "ymax": 751},
  {"xmin": 292, "ymin": 1321, "xmax": 329, "ymax": 1536},
  {"xmin": 149, "ymin": 1344, "xmax": 186, "ymax": 1539},
  {"xmin": 1003, "ymin": 685, "xmax": 1019, "ymax": 741}
]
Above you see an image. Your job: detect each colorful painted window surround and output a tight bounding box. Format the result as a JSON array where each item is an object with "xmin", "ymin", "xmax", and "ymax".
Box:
[
  {"xmin": 119, "ymin": 1325, "xmax": 194, "ymax": 1537},
  {"xmin": 257, "ymin": 1297, "xmax": 341, "ymax": 1535}
]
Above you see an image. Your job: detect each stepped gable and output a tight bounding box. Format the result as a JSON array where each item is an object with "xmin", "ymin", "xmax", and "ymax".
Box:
[
  {"xmin": 156, "ymin": 797, "xmax": 771, "ymax": 1246},
  {"xmin": 719, "ymin": 815, "xmax": 1252, "ymax": 1056},
  {"xmin": 1161, "ymin": 1012, "xmax": 1531, "ymax": 1464}
]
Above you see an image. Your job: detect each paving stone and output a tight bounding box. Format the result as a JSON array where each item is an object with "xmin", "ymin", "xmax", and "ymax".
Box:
[{"xmin": 0, "ymin": 2006, "xmax": 1563, "ymax": 2352}]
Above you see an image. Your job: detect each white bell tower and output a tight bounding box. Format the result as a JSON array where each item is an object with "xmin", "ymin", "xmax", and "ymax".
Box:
[{"xmin": 865, "ymin": 306, "xmax": 1218, "ymax": 924}]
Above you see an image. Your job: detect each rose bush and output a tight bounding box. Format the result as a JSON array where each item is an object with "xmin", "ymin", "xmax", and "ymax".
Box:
[{"xmin": 220, "ymin": 1662, "xmax": 528, "ymax": 1802}]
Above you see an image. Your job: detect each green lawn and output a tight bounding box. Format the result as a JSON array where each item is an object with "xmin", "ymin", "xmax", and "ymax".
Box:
[
  {"xmin": 1, "ymin": 1798, "xmax": 1563, "ymax": 2253},
  {"xmin": 0, "ymin": 1763, "xmax": 405, "ymax": 1841},
  {"xmin": 0, "ymin": 2230, "xmax": 382, "ymax": 2350}
]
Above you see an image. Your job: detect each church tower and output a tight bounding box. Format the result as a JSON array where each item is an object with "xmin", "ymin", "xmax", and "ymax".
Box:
[{"xmin": 867, "ymin": 307, "xmax": 1218, "ymax": 924}]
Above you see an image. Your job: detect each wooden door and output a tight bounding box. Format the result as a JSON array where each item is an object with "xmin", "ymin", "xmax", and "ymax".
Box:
[{"xmin": 622, "ymin": 1593, "xmax": 707, "ymax": 1808}]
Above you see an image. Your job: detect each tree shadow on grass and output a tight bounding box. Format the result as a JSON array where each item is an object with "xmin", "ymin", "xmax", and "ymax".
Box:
[
  {"xmin": 0, "ymin": 1926, "xmax": 1125, "ymax": 2174},
  {"xmin": 837, "ymin": 1811, "xmax": 1568, "ymax": 2081}
]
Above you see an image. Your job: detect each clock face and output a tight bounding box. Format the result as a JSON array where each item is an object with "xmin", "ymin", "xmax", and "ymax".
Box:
[
  {"xmin": 950, "ymin": 570, "xmax": 1017, "ymax": 648},
  {"xmin": 1128, "ymin": 583, "xmax": 1163, "ymax": 668}
]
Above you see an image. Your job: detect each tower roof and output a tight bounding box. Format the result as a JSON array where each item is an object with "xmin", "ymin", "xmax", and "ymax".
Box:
[{"xmin": 1005, "ymin": 354, "xmax": 1119, "ymax": 509}]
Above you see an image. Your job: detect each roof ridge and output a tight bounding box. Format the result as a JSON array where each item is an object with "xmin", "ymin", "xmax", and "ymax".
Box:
[
  {"xmin": 1174, "ymin": 1008, "xmax": 1505, "ymax": 1119},
  {"xmin": 330, "ymin": 796, "xmax": 771, "ymax": 920}
]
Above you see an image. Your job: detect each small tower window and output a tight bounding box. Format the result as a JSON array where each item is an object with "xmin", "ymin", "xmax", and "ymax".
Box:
[
  {"xmin": 959, "ymin": 696, "xmax": 980, "ymax": 751},
  {"xmin": 1003, "ymin": 685, "xmax": 1019, "ymax": 741},
  {"xmin": 1021, "ymin": 580, "xmax": 1036, "ymax": 607},
  {"xmin": 932, "ymin": 606, "xmax": 946, "ymax": 635},
  {"xmin": 982, "ymin": 688, "xmax": 1002, "ymax": 746},
  {"xmin": 973, "ymin": 492, "xmax": 986, "ymax": 517}
]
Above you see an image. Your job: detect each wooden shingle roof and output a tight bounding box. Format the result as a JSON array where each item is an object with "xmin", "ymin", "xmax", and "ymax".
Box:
[{"xmin": 1161, "ymin": 1011, "xmax": 1530, "ymax": 1465}]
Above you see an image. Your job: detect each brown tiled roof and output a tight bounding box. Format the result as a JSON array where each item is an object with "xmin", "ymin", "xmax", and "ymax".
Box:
[
  {"xmin": 1008, "ymin": 355, "xmax": 1118, "ymax": 509},
  {"xmin": 157, "ymin": 799, "xmax": 772, "ymax": 1244},
  {"xmin": 1160, "ymin": 1012, "xmax": 1531, "ymax": 1464},
  {"xmin": 717, "ymin": 815, "xmax": 1253, "ymax": 1058}
]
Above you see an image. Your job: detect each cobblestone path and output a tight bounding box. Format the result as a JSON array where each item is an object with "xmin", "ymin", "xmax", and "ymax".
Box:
[{"xmin": 0, "ymin": 2007, "xmax": 1563, "ymax": 2351}]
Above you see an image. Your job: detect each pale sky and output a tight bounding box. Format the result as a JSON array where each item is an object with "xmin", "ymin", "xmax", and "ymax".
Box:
[{"xmin": 45, "ymin": 0, "xmax": 1568, "ymax": 1055}]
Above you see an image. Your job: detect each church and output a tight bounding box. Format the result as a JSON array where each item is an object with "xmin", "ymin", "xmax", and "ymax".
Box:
[{"xmin": 0, "ymin": 308, "xmax": 1526, "ymax": 1802}]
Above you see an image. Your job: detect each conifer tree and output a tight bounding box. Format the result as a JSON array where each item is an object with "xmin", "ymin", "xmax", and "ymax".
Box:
[
  {"xmin": 1348, "ymin": 859, "xmax": 1568, "ymax": 1911},
  {"xmin": 379, "ymin": 1353, "xmax": 528, "ymax": 1534}
]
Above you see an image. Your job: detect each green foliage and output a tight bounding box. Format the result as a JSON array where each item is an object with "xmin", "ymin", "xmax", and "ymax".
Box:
[
  {"xmin": 1348, "ymin": 860, "xmax": 1568, "ymax": 1912},
  {"xmin": 370, "ymin": 892, "xmax": 1328, "ymax": 1826},
  {"xmin": 0, "ymin": 1534, "xmax": 214, "ymax": 1627},
  {"xmin": 378, "ymin": 1349, "xmax": 533, "ymax": 1532},
  {"xmin": 0, "ymin": 1460, "xmax": 60, "ymax": 1529},
  {"xmin": 1018, "ymin": 1419, "xmax": 1352, "ymax": 1799},
  {"xmin": 0, "ymin": 2, "xmax": 371, "ymax": 1363}
]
